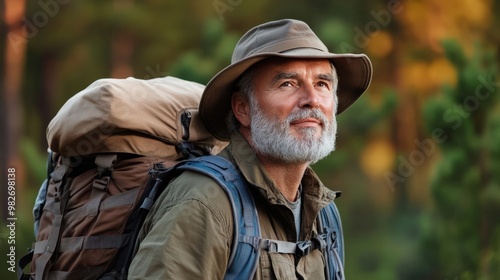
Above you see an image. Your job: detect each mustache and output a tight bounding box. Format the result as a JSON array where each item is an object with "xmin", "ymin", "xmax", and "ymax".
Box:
[{"xmin": 286, "ymin": 108, "xmax": 329, "ymax": 126}]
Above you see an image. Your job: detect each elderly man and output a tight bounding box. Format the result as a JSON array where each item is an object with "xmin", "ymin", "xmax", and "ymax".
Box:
[{"xmin": 129, "ymin": 19, "xmax": 372, "ymax": 279}]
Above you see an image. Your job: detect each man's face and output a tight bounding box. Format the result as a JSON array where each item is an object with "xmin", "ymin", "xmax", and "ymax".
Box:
[{"xmin": 247, "ymin": 58, "xmax": 338, "ymax": 164}]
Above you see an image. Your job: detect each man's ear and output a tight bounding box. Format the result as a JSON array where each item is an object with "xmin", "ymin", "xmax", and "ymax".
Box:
[{"xmin": 231, "ymin": 92, "xmax": 251, "ymax": 127}]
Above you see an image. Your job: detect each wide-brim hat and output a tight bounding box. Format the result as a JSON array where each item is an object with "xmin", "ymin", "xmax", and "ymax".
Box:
[{"xmin": 200, "ymin": 19, "xmax": 373, "ymax": 141}]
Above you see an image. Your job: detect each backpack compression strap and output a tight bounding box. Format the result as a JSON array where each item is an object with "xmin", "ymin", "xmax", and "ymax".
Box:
[
  {"xmin": 32, "ymin": 157, "xmax": 72, "ymax": 280},
  {"xmin": 319, "ymin": 202, "xmax": 345, "ymax": 280}
]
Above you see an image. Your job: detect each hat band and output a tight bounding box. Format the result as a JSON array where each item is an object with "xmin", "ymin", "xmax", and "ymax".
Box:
[{"xmin": 236, "ymin": 37, "xmax": 329, "ymax": 62}]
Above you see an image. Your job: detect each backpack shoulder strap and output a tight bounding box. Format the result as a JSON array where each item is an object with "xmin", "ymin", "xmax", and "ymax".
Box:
[
  {"xmin": 319, "ymin": 201, "xmax": 345, "ymax": 280},
  {"xmin": 173, "ymin": 155, "xmax": 345, "ymax": 280},
  {"xmin": 174, "ymin": 155, "xmax": 261, "ymax": 280}
]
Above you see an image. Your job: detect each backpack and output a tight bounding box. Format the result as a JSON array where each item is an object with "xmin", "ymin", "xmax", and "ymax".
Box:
[
  {"xmin": 18, "ymin": 76, "xmax": 345, "ymax": 280},
  {"xmin": 18, "ymin": 76, "xmax": 227, "ymax": 280}
]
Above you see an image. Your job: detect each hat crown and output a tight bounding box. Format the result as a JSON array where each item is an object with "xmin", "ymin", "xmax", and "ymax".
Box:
[{"xmin": 232, "ymin": 19, "xmax": 329, "ymax": 63}]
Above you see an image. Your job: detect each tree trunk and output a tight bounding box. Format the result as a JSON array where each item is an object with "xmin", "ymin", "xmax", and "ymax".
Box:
[
  {"xmin": 110, "ymin": 0, "xmax": 134, "ymax": 78},
  {"xmin": 2, "ymin": 0, "xmax": 27, "ymax": 220}
]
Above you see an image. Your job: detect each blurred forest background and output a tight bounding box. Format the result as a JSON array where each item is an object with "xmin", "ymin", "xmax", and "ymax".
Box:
[{"xmin": 1, "ymin": 0, "xmax": 500, "ymax": 279}]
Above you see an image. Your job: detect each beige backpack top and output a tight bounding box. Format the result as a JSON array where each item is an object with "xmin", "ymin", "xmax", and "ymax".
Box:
[
  {"xmin": 47, "ymin": 76, "xmax": 227, "ymax": 158},
  {"xmin": 20, "ymin": 76, "xmax": 228, "ymax": 280}
]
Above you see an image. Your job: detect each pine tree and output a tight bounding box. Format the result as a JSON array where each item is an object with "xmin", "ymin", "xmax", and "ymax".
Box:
[{"xmin": 418, "ymin": 40, "xmax": 500, "ymax": 280}]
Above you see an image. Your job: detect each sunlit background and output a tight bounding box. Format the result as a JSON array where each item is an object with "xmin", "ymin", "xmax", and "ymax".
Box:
[{"xmin": 1, "ymin": 0, "xmax": 500, "ymax": 279}]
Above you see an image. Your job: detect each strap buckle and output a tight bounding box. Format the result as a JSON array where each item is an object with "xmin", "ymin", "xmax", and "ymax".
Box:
[
  {"xmin": 296, "ymin": 240, "xmax": 312, "ymax": 257},
  {"xmin": 312, "ymin": 233, "xmax": 327, "ymax": 250}
]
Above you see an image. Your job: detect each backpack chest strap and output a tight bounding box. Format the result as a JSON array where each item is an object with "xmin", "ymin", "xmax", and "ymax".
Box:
[
  {"xmin": 261, "ymin": 239, "xmax": 319, "ymax": 257},
  {"xmin": 238, "ymin": 233, "xmax": 330, "ymax": 258}
]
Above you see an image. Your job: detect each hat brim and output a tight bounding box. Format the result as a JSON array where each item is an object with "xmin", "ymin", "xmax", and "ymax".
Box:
[{"xmin": 200, "ymin": 48, "xmax": 373, "ymax": 141}]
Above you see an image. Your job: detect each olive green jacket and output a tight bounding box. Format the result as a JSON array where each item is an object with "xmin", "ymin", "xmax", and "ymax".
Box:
[{"xmin": 128, "ymin": 132, "xmax": 340, "ymax": 279}]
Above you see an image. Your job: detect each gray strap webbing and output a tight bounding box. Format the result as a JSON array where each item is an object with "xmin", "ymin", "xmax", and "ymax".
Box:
[
  {"xmin": 94, "ymin": 154, "xmax": 118, "ymax": 174},
  {"xmin": 260, "ymin": 239, "xmax": 297, "ymax": 254},
  {"xmin": 49, "ymin": 157, "xmax": 70, "ymax": 183},
  {"xmin": 35, "ymin": 158, "xmax": 72, "ymax": 280},
  {"xmin": 47, "ymin": 264, "xmax": 107, "ymax": 280},
  {"xmin": 238, "ymin": 235, "xmax": 261, "ymax": 251},
  {"xmin": 42, "ymin": 194, "xmax": 56, "ymax": 213},
  {"xmin": 64, "ymin": 188, "xmax": 140, "ymax": 221},
  {"xmin": 86, "ymin": 154, "xmax": 117, "ymax": 216},
  {"xmin": 260, "ymin": 235, "xmax": 328, "ymax": 257},
  {"xmin": 34, "ymin": 234, "xmax": 130, "ymax": 254}
]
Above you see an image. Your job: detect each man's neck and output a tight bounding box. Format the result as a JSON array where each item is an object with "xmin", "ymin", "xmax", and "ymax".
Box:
[
  {"xmin": 258, "ymin": 156, "xmax": 308, "ymax": 202},
  {"xmin": 239, "ymin": 128, "xmax": 308, "ymax": 202}
]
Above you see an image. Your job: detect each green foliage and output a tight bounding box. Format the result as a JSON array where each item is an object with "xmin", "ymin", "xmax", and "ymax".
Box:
[
  {"xmin": 418, "ymin": 40, "xmax": 500, "ymax": 279},
  {"xmin": 441, "ymin": 39, "xmax": 468, "ymax": 69},
  {"xmin": 20, "ymin": 138, "xmax": 47, "ymax": 184},
  {"xmin": 168, "ymin": 19, "xmax": 238, "ymax": 84},
  {"xmin": 338, "ymin": 88, "xmax": 397, "ymax": 137},
  {"xmin": 316, "ymin": 88, "xmax": 401, "ymax": 279}
]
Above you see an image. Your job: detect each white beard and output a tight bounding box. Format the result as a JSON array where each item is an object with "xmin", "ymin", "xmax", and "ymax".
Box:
[{"xmin": 249, "ymin": 99, "xmax": 337, "ymax": 164}]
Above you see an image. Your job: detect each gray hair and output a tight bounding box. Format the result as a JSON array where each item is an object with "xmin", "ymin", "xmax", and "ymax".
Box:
[{"xmin": 226, "ymin": 67, "xmax": 255, "ymax": 133}]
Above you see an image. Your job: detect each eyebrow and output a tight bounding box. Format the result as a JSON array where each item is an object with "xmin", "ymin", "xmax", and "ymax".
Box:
[
  {"xmin": 271, "ymin": 72, "xmax": 299, "ymax": 85},
  {"xmin": 317, "ymin": 73, "xmax": 335, "ymax": 83},
  {"xmin": 271, "ymin": 72, "xmax": 335, "ymax": 84}
]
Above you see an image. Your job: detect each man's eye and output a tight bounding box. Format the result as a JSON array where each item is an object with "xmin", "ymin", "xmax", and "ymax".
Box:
[{"xmin": 280, "ymin": 81, "xmax": 293, "ymax": 87}]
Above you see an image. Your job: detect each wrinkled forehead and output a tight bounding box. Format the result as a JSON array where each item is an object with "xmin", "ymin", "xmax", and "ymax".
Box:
[
  {"xmin": 251, "ymin": 56, "xmax": 336, "ymax": 73},
  {"xmin": 249, "ymin": 57, "xmax": 337, "ymax": 85}
]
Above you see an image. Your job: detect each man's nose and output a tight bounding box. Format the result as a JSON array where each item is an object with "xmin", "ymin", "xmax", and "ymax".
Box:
[{"xmin": 298, "ymin": 84, "xmax": 320, "ymax": 109}]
